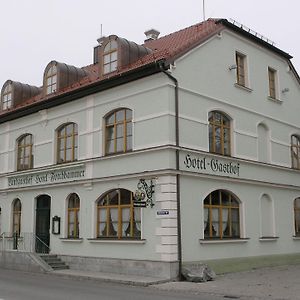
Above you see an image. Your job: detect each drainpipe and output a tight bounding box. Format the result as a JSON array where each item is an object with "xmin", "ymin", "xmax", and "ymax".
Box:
[{"xmin": 159, "ymin": 62, "xmax": 183, "ymax": 280}]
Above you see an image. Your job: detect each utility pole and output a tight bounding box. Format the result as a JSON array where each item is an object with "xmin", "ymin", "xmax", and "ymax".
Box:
[{"xmin": 203, "ymin": 0, "xmax": 206, "ymax": 21}]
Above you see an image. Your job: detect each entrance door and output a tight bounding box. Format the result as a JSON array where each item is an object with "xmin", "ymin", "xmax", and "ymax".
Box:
[{"xmin": 35, "ymin": 195, "xmax": 51, "ymax": 253}]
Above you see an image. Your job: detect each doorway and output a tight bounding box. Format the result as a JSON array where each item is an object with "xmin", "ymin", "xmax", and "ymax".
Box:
[{"xmin": 35, "ymin": 195, "xmax": 51, "ymax": 253}]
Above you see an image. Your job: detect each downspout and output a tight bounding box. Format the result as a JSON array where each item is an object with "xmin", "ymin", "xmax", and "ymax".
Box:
[{"xmin": 159, "ymin": 62, "xmax": 183, "ymax": 280}]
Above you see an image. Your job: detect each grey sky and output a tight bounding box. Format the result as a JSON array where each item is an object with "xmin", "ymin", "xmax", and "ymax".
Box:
[{"xmin": 0, "ymin": 0, "xmax": 299, "ymax": 88}]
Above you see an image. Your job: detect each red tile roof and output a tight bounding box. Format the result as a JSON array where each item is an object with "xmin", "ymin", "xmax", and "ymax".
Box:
[{"xmin": 0, "ymin": 18, "xmax": 298, "ymax": 118}]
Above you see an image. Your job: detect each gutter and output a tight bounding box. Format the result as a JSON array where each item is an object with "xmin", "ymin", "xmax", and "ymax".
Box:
[{"xmin": 159, "ymin": 62, "xmax": 183, "ymax": 281}]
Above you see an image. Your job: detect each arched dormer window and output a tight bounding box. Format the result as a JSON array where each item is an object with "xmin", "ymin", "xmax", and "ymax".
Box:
[
  {"xmin": 56, "ymin": 122, "xmax": 78, "ymax": 164},
  {"xmin": 105, "ymin": 108, "xmax": 132, "ymax": 155},
  {"xmin": 291, "ymin": 135, "xmax": 300, "ymax": 169},
  {"xmin": 208, "ymin": 111, "xmax": 231, "ymax": 156},
  {"xmin": 45, "ymin": 64, "xmax": 57, "ymax": 95},
  {"xmin": 103, "ymin": 40, "xmax": 118, "ymax": 74},
  {"xmin": 17, "ymin": 134, "xmax": 33, "ymax": 171},
  {"xmin": 204, "ymin": 190, "xmax": 240, "ymax": 239},
  {"xmin": 1, "ymin": 82, "xmax": 12, "ymax": 110}
]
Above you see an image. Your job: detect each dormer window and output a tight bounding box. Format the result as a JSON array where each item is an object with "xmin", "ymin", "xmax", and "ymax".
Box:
[
  {"xmin": 46, "ymin": 65, "xmax": 57, "ymax": 95},
  {"xmin": 2, "ymin": 83, "xmax": 12, "ymax": 110},
  {"xmin": 103, "ymin": 40, "xmax": 118, "ymax": 74}
]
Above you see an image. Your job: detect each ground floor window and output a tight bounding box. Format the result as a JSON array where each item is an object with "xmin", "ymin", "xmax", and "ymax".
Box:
[
  {"xmin": 204, "ymin": 190, "xmax": 240, "ymax": 239},
  {"xmin": 294, "ymin": 198, "xmax": 300, "ymax": 236},
  {"xmin": 96, "ymin": 189, "xmax": 141, "ymax": 239},
  {"xmin": 68, "ymin": 193, "xmax": 80, "ymax": 238},
  {"xmin": 12, "ymin": 199, "xmax": 22, "ymax": 236}
]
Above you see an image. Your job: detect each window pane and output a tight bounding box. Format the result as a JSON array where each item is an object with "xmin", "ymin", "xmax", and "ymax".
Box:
[
  {"xmin": 116, "ymin": 138, "xmax": 124, "ymax": 152},
  {"xmin": 126, "ymin": 123, "xmax": 132, "ymax": 136},
  {"xmin": 116, "ymin": 110, "xmax": 125, "ymax": 122},
  {"xmin": 111, "ymin": 61, "xmax": 117, "ymax": 71},
  {"xmin": 126, "ymin": 136, "xmax": 132, "ymax": 151},
  {"xmin": 116, "ymin": 124, "xmax": 124, "ymax": 138}
]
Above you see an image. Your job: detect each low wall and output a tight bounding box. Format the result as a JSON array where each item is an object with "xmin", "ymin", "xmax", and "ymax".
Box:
[
  {"xmin": 185, "ymin": 253, "xmax": 300, "ymax": 274},
  {"xmin": 0, "ymin": 251, "xmax": 51, "ymax": 272},
  {"xmin": 59, "ymin": 254, "xmax": 178, "ymax": 279}
]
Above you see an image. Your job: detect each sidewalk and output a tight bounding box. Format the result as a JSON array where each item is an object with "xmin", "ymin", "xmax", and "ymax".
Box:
[
  {"xmin": 52, "ymin": 264, "xmax": 300, "ymax": 299},
  {"xmin": 152, "ymin": 264, "xmax": 300, "ymax": 300}
]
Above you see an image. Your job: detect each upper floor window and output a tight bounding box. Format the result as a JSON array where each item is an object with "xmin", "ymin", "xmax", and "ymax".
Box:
[
  {"xmin": 46, "ymin": 65, "xmax": 57, "ymax": 95},
  {"xmin": 67, "ymin": 193, "xmax": 80, "ymax": 238},
  {"xmin": 103, "ymin": 40, "xmax": 118, "ymax": 74},
  {"xmin": 291, "ymin": 135, "xmax": 300, "ymax": 169},
  {"xmin": 17, "ymin": 134, "xmax": 33, "ymax": 171},
  {"xmin": 204, "ymin": 190, "xmax": 240, "ymax": 239},
  {"xmin": 57, "ymin": 123, "xmax": 78, "ymax": 164},
  {"xmin": 105, "ymin": 108, "xmax": 132, "ymax": 155},
  {"xmin": 268, "ymin": 67, "xmax": 277, "ymax": 99},
  {"xmin": 2, "ymin": 82, "xmax": 12, "ymax": 110},
  {"xmin": 12, "ymin": 199, "xmax": 21, "ymax": 236},
  {"xmin": 294, "ymin": 198, "xmax": 300, "ymax": 236},
  {"xmin": 96, "ymin": 189, "xmax": 141, "ymax": 239},
  {"xmin": 236, "ymin": 52, "xmax": 247, "ymax": 87},
  {"xmin": 209, "ymin": 111, "xmax": 231, "ymax": 156}
]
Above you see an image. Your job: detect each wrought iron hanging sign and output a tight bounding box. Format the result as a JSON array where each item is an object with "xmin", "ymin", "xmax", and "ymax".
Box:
[{"xmin": 134, "ymin": 179, "xmax": 155, "ymax": 208}]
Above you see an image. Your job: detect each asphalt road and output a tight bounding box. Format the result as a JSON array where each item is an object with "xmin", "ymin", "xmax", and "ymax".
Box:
[{"xmin": 0, "ymin": 269, "xmax": 223, "ymax": 300}]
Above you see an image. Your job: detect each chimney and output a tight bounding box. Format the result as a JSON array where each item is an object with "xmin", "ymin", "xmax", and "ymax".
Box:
[{"xmin": 144, "ymin": 29, "xmax": 160, "ymax": 42}]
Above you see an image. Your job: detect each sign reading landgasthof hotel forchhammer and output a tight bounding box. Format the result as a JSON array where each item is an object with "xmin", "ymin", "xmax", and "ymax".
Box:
[{"xmin": 7, "ymin": 165, "xmax": 85, "ymax": 188}]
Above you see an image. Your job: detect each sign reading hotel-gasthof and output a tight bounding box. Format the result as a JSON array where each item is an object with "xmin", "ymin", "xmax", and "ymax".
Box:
[
  {"xmin": 181, "ymin": 152, "xmax": 240, "ymax": 177},
  {"xmin": 7, "ymin": 165, "xmax": 85, "ymax": 188}
]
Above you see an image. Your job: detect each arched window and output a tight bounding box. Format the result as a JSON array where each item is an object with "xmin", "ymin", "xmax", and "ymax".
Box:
[
  {"xmin": 17, "ymin": 134, "xmax": 33, "ymax": 171},
  {"xmin": 46, "ymin": 65, "xmax": 57, "ymax": 95},
  {"xmin": 291, "ymin": 135, "xmax": 300, "ymax": 169},
  {"xmin": 204, "ymin": 190, "xmax": 240, "ymax": 239},
  {"xmin": 57, "ymin": 123, "xmax": 78, "ymax": 163},
  {"xmin": 105, "ymin": 108, "xmax": 132, "ymax": 155},
  {"xmin": 12, "ymin": 199, "xmax": 21, "ymax": 236},
  {"xmin": 103, "ymin": 40, "xmax": 118, "ymax": 74},
  {"xmin": 67, "ymin": 193, "xmax": 80, "ymax": 238},
  {"xmin": 96, "ymin": 189, "xmax": 141, "ymax": 239},
  {"xmin": 209, "ymin": 111, "xmax": 231, "ymax": 156},
  {"xmin": 294, "ymin": 198, "xmax": 300, "ymax": 236},
  {"xmin": 2, "ymin": 82, "xmax": 12, "ymax": 110}
]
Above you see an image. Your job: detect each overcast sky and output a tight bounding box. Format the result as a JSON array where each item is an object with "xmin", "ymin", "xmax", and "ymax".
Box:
[{"xmin": 0, "ymin": 0, "xmax": 299, "ymax": 88}]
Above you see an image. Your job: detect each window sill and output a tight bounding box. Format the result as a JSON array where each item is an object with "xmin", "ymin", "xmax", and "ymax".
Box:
[
  {"xmin": 267, "ymin": 96, "xmax": 282, "ymax": 104},
  {"xmin": 199, "ymin": 238, "xmax": 249, "ymax": 244},
  {"xmin": 234, "ymin": 83, "xmax": 253, "ymax": 93},
  {"xmin": 87, "ymin": 238, "xmax": 146, "ymax": 244},
  {"xmin": 292, "ymin": 236, "xmax": 300, "ymax": 240},
  {"xmin": 259, "ymin": 237, "xmax": 279, "ymax": 242},
  {"xmin": 60, "ymin": 238, "xmax": 83, "ymax": 243}
]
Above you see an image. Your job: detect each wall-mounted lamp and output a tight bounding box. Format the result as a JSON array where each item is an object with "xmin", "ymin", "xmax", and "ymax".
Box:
[
  {"xmin": 281, "ymin": 88, "xmax": 290, "ymax": 94},
  {"xmin": 229, "ymin": 64, "xmax": 237, "ymax": 71},
  {"xmin": 52, "ymin": 216, "xmax": 61, "ymax": 235}
]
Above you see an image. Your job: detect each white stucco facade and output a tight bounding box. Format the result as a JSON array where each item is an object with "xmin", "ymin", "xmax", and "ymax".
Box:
[{"xmin": 0, "ymin": 20, "xmax": 300, "ymax": 277}]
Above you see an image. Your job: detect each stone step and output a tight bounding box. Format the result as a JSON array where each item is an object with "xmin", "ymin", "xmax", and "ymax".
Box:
[{"xmin": 39, "ymin": 254, "xmax": 69, "ymax": 270}]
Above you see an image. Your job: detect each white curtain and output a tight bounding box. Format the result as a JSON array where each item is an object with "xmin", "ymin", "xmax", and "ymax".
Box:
[
  {"xmin": 134, "ymin": 208, "xmax": 141, "ymax": 231},
  {"xmin": 204, "ymin": 208, "xmax": 209, "ymax": 229},
  {"xmin": 110, "ymin": 208, "xmax": 118, "ymax": 233},
  {"xmin": 99, "ymin": 209, "xmax": 106, "ymax": 236},
  {"xmin": 122, "ymin": 208, "xmax": 130, "ymax": 236},
  {"xmin": 212, "ymin": 208, "xmax": 219, "ymax": 236},
  {"xmin": 222, "ymin": 208, "xmax": 229, "ymax": 235}
]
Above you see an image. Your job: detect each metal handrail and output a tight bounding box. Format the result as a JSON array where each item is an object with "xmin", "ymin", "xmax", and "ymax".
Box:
[{"xmin": 35, "ymin": 234, "xmax": 51, "ymax": 253}]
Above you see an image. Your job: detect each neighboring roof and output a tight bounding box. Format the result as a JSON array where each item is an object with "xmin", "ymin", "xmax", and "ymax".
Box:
[{"xmin": 0, "ymin": 18, "xmax": 298, "ymax": 122}]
